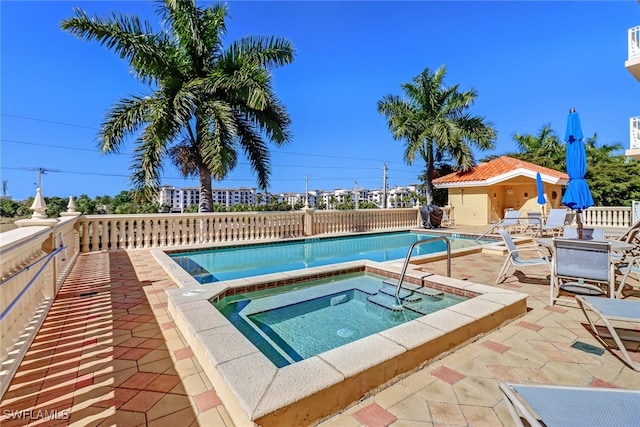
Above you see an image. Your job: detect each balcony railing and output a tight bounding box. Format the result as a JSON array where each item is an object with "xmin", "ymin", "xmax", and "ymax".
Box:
[
  {"xmin": 629, "ymin": 25, "xmax": 640, "ymax": 60},
  {"xmin": 631, "ymin": 116, "xmax": 640, "ymax": 150},
  {"xmin": 76, "ymin": 208, "xmax": 420, "ymax": 252}
]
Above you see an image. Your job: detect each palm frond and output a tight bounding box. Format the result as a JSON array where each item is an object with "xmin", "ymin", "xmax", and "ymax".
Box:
[
  {"xmin": 61, "ymin": 8, "xmax": 173, "ymax": 85},
  {"xmin": 100, "ymin": 96, "xmax": 153, "ymax": 154}
]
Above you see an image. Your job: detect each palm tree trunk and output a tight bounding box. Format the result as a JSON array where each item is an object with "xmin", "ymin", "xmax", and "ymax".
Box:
[
  {"xmin": 425, "ymin": 162, "xmax": 434, "ymax": 206},
  {"xmin": 198, "ymin": 167, "xmax": 213, "ymax": 213}
]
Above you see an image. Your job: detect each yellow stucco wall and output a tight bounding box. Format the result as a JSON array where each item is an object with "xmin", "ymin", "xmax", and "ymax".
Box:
[{"xmin": 448, "ymin": 187, "xmax": 490, "ymax": 226}]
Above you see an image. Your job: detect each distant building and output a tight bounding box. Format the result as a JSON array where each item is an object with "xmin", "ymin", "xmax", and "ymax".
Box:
[
  {"xmin": 158, "ymin": 185, "xmax": 200, "ymax": 212},
  {"xmin": 157, "ymin": 184, "xmax": 424, "ymax": 211}
]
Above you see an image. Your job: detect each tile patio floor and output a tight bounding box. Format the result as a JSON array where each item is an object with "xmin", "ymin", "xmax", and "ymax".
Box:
[{"xmin": 1, "ymin": 232, "xmax": 639, "ymax": 426}]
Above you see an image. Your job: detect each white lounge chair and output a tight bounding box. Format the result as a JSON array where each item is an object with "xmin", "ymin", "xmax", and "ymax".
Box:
[
  {"xmin": 540, "ymin": 208, "xmax": 569, "ymax": 236},
  {"xmin": 499, "ymin": 382, "xmax": 640, "ymax": 427},
  {"xmin": 550, "ymin": 238, "xmax": 613, "ymax": 305},
  {"xmin": 499, "ymin": 209, "xmax": 522, "ymax": 233},
  {"xmin": 576, "ymin": 295, "xmax": 640, "ymax": 371},
  {"xmin": 495, "ymin": 229, "xmax": 550, "ymax": 285}
]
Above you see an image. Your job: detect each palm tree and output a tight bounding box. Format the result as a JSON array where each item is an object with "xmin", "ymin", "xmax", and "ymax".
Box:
[
  {"xmin": 61, "ymin": 1, "xmax": 294, "ymax": 212},
  {"xmin": 377, "ymin": 66, "xmax": 496, "ymax": 205},
  {"xmin": 510, "ymin": 124, "xmax": 563, "ymax": 168}
]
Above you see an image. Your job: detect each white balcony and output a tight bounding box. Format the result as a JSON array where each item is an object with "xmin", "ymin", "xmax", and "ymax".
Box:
[
  {"xmin": 626, "ymin": 116, "xmax": 640, "ymax": 159},
  {"xmin": 626, "ymin": 25, "xmax": 640, "ymax": 81}
]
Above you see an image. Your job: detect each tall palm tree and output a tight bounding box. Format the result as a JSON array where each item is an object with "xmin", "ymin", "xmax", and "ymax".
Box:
[
  {"xmin": 377, "ymin": 66, "xmax": 496, "ymax": 205},
  {"xmin": 61, "ymin": 0, "xmax": 294, "ymax": 212}
]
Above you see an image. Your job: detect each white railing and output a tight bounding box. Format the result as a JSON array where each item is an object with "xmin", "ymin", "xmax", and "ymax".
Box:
[
  {"xmin": 631, "ymin": 116, "xmax": 640, "ymax": 150},
  {"xmin": 629, "ymin": 25, "xmax": 640, "ymax": 59},
  {"xmin": 0, "ymin": 216, "xmax": 80, "ymax": 399},
  {"xmin": 311, "ymin": 208, "xmax": 418, "ymax": 235},
  {"xmin": 77, "ymin": 209, "xmax": 421, "ymax": 252},
  {"xmin": 582, "ymin": 206, "xmax": 632, "ymax": 229},
  {"xmin": 78, "ymin": 211, "xmax": 307, "ymax": 252}
]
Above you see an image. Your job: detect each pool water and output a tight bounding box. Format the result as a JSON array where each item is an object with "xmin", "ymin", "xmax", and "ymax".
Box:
[
  {"xmin": 214, "ymin": 273, "xmax": 466, "ymax": 367},
  {"xmin": 171, "ymin": 231, "xmax": 485, "ymax": 282}
]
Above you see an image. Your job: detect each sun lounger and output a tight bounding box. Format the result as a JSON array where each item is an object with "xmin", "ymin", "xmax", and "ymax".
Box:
[
  {"xmin": 540, "ymin": 208, "xmax": 569, "ymax": 236},
  {"xmin": 576, "ymin": 295, "xmax": 640, "ymax": 371},
  {"xmin": 499, "ymin": 382, "xmax": 640, "ymax": 427}
]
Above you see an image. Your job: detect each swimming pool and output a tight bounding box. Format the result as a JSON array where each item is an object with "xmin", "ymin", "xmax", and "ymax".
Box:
[
  {"xmin": 169, "ymin": 231, "xmax": 488, "ymax": 282},
  {"xmin": 215, "ymin": 272, "xmax": 465, "ymax": 367}
]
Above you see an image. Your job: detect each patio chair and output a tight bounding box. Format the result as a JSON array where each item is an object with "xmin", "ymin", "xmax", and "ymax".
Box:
[
  {"xmin": 499, "ymin": 382, "xmax": 640, "ymax": 427},
  {"xmin": 615, "ymin": 255, "xmax": 640, "ymax": 298},
  {"xmin": 499, "ymin": 209, "xmax": 522, "ymax": 233},
  {"xmin": 614, "ymin": 222, "xmax": 640, "ymax": 259},
  {"xmin": 495, "ymin": 229, "xmax": 550, "ymax": 285},
  {"xmin": 550, "ymin": 238, "xmax": 612, "ymax": 305},
  {"xmin": 562, "ymin": 226, "xmax": 605, "ymax": 241},
  {"xmin": 539, "ymin": 208, "xmax": 569, "ymax": 236},
  {"xmin": 523, "ymin": 211, "xmax": 543, "ymax": 235},
  {"xmin": 618, "ymin": 218, "xmax": 640, "ymax": 242},
  {"xmin": 576, "ymin": 295, "xmax": 640, "ymax": 371}
]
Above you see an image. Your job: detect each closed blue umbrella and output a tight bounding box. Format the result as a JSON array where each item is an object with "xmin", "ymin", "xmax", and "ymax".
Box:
[
  {"xmin": 561, "ymin": 108, "xmax": 594, "ymax": 239},
  {"xmin": 536, "ymin": 172, "xmax": 545, "ymax": 205}
]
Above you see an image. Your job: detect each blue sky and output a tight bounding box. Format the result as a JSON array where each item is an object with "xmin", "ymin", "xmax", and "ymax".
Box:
[{"xmin": 1, "ymin": 1, "xmax": 639, "ymax": 201}]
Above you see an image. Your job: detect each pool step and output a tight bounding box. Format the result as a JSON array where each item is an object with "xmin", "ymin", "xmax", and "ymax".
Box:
[
  {"xmin": 378, "ymin": 283, "xmax": 422, "ymax": 302},
  {"xmin": 380, "ymin": 281, "xmax": 444, "ymax": 297},
  {"xmin": 366, "ymin": 293, "xmax": 405, "ymax": 311}
]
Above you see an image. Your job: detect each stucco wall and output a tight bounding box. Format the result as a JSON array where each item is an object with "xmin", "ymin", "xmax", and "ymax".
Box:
[{"xmin": 448, "ymin": 187, "xmax": 490, "ymax": 226}]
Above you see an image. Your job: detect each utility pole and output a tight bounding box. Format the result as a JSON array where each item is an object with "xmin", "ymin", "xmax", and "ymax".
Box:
[
  {"xmin": 382, "ymin": 163, "xmax": 388, "ymax": 209},
  {"xmin": 24, "ymin": 167, "xmax": 60, "ymax": 190},
  {"xmin": 353, "ymin": 180, "xmax": 359, "ymax": 210}
]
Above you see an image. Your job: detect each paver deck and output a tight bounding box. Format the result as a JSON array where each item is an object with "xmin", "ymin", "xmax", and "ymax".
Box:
[{"xmin": 1, "ymin": 229, "xmax": 639, "ymax": 426}]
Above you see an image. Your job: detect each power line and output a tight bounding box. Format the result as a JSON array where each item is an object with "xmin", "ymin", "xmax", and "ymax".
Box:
[
  {"xmin": 2, "ymin": 138, "xmax": 110, "ymax": 153},
  {"xmin": 0, "ymin": 166, "xmax": 381, "ymax": 183},
  {"xmin": 1, "ymin": 113, "xmax": 97, "ymax": 130},
  {"xmin": 1, "ymin": 113, "xmax": 394, "ymax": 163},
  {"xmin": 1, "ymin": 138, "xmax": 386, "ymax": 170}
]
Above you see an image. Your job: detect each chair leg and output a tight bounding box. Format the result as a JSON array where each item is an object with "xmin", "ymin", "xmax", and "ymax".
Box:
[
  {"xmin": 616, "ymin": 259, "xmax": 640, "ymax": 298},
  {"xmin": 496, "ymin": 257, "xmax": 512, "ymax": 285},
  {"xmin": 549, "ymin": 266, "xmax": 558, "ymax": 306},
  {"xmin": 577, "ymin": 296, "xmax": 640, "ymax": 371}
]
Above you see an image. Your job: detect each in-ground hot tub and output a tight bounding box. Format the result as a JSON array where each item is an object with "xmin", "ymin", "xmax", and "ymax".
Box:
[{"xmin": 155, "ymin": 252, "xmax": 527, "ymax": 426}]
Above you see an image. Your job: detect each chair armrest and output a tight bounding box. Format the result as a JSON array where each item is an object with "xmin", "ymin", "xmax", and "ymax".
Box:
[{"xmin": 514, "ymin": 247, "xmax": 550, "ymax": 260}]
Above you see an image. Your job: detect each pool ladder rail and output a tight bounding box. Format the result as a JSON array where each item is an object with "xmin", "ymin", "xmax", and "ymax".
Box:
[{"xmin": 367, "ymin": 236, "xmax": 452, "ymax": 311}]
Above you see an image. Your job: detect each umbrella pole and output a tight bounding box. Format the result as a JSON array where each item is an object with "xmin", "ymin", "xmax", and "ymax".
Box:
[{"xmin": 576, "ymin": 209, "xmax": 583, "ymax": 240}]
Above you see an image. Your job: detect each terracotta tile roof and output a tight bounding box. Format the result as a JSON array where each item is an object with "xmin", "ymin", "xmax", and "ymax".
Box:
[{"xmin": 433, "ymin": 156, "xmax": 568, "ymax": 185}]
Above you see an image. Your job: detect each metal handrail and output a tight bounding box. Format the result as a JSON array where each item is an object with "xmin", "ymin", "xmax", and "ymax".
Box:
[
  {"xmin": 394, "ymin": 236, "xmax": 451, "ymax": 305},
  {"xmin": 475, "ymin": 216, "xmax": 543, "ymax": 242},
  {"xmin": 0, "ymin": 245, "xmax": 65, "ymax": 321}
]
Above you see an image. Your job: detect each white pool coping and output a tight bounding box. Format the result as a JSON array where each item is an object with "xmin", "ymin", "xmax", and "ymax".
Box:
[{"xmin": 153, "ymin": 249, "xmax": 527, "ymax": 426}]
